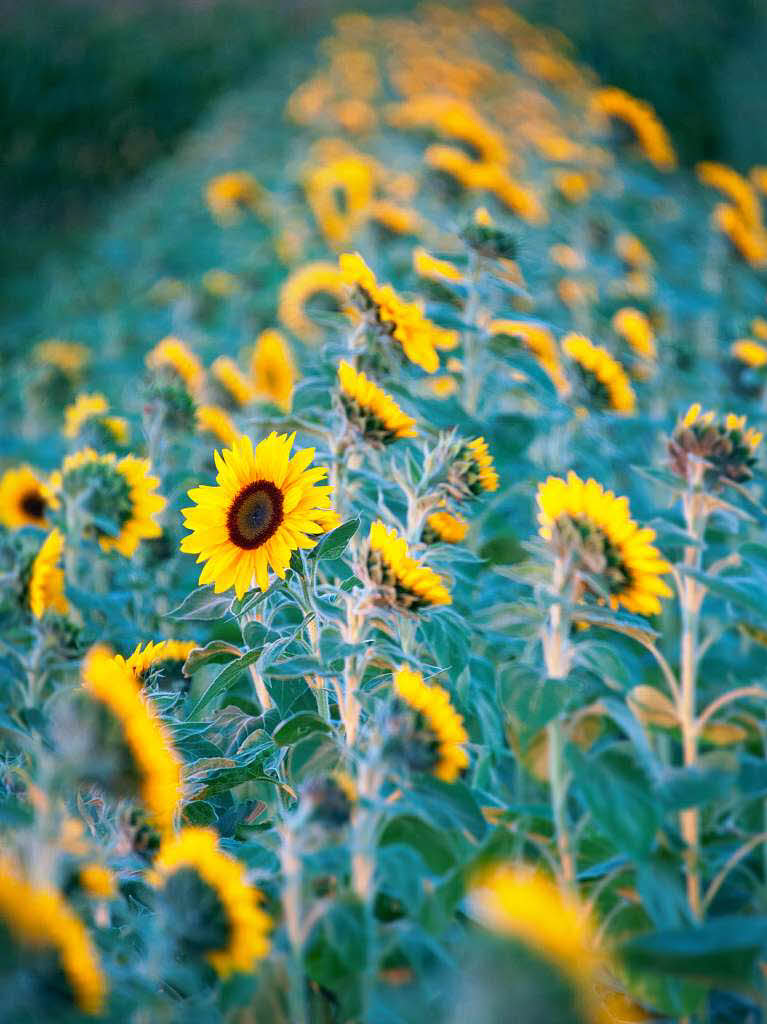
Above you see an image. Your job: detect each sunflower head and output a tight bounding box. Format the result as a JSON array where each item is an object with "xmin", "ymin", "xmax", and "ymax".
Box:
[
  {"xmin": 562, "ymin": 333, "xmax": 636, "ymax": 415},
  {"xmin": 670, "ymin": 404, "xmax": 762, "ymax": 490},
  {"xmin": 537, "ymin": 471, "xmax": 672, "ymax": 617},
  {"xmin": 146, "ymin": 336, "xmax": 205, "ymax": 398},
  {"xmin": 365, "ymin": 520, "xmax": 451, "ymax": 611},
  {"xmin": 29, "ymin": 528, "xmax": 69, "ymax": 620},
  {"xmin": 210, "ymin": 356, "xmax": 255, "ymax": 410},
  {"xmin": 0, "ymin": 465, "xmax": 49, "ymax": 530},
  {"xmin": 51, "ymin": 450, "xmax": 165, "ymax": 558},
  {"xmin": 423, "ymin": 506, "xmax": 469, "ymax": 545},
  {"xmin": 196, "ymin": 404, "xmax": 239, "ymax": 446},
  {"xmin": 205, "ymin": 170, "xmax": 264, "ymax": 223},
  {"xmin": 250, "ymin": 329, "xmax": 296, "ymax": 413},
  {"xmin": 181, "ymin": 432, "xmax": 336, "ymax": 598},
  {"xmin": 338, "ymin": 360, "xmax": 417, "ymax": 445},
  {"xmin": 149, "ymin": 827, "xmax": 271, "ymax": 977},
  {"xmin": 125, "ymin": 639, "xmax": 198, "ymax": 694},
  {"xmin": 591, "ymin": 87, "xmax": 676, "ymax": 171},
  {"xmin": 63, "ymin": 392, "xmax": 129, "ymax": 449},
  {"xmin": 277, "ymin": 261, "xmax": 345, "ymax": 344},
  {"xmin": 611, "ymin": 307, "xmax": 656, "ymax": 363},
  {"xmin": 731, "ymin": 338, "xmax": 767, "ymax": 370},
  {"xmin": 444, "ymin": 436, "xmax": 500, "ymax": 500},
  {"xmin": 386, "ymin": 666, "xmax": 469, "ymax": 782}
]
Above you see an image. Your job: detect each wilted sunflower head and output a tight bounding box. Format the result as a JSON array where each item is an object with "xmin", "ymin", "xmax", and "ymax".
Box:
[
  {"xmin": 385, "ymin": 666, "xmax": 469, "ymax": 782},
  {"xmin": 365, "ymin": 520, "xmax": 452, "ymax": 612},
  {"xmin": 181, "ymin": 431, "xmax": 336, "ymax": 598},
  {"xmin": 0, "ymin": 465, "xmax": 49, "ymax": 530},
  {"xmin": 537, "ymin": 471, "xmax": 672, "ymax": 617},
  {"xmin": 49, "ymin": 449, "xmax": 165, "ymax": 558},
  {"xmin": 149, "ymin": 826, "xmax": 271, "ymax": 977},
  {"xmin": 669, "ymin": 404, "xmax": 762, "ymax": 490}
]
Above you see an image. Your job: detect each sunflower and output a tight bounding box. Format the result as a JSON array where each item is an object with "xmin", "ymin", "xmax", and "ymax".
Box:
[
  {"xmin": 752, "ymin": 317, "xmax": 767, "ymax": 341},
  {"xmin": 424, "ymin": 144, "xmax": 485, "ymax": 190},
  {"xmin": 446, "ymin": 436, "xmax": 500, "ymax": 499},
  {"xmin": 670, "ymin": 405, "xmax": 762, "ymax": 488},
  {"xmin": 696, "ymin": 162, "xmax": 762, "ymax": 229},
  {"xmin": 340, "ymin": 252, "xmax": 440, "ymax": 373},
  {"xmin": 122, "ymin": 639, "xmax": 198, "ymax": 691},
  {"xmin": 205, "ymin": 170, "xmax": 264, "ymax": 223},
  {"xmin": 367, "ymin": 520, "xmax": 452, "ymax": 609},
  {"xmin": 146, "ymin": 337, "xmax": 205, "ymax": 397},
  {"xmin": 277, "ymin": 261, "xmax": 346, "ymax": 343},
  {"xmin": 488, "ymin": 319, "xmax": 569, "ymax": 394},
  {"xmin": 423, "ymin": 506, "xmax": 469, "ymax": 544},
  {"xmin": 196, "ymin": 404, "xmax": 239, "ymax": 445},
  {"xmin": 250, "ymin": 329, "xmax": 296, "ymax": 413},
  {"xmin": 468, "ymin": 863, "xmax": 602, "ymax": 989},
  {"xmin": 33, "ymin": 339, "xmax": 89, "ymax": 375},
  {"xmin": 338, "ymin": 360, "xmax": 417, "ymax": 444},
  {"xmin": 210, "ymin": 356, "xmax": 255, "ymax": 409},
  {"xmin": 553, "ymin": 170, "xmax": 591, "ymax": 204},
  {"xmin": 367, "ymin": 200, "xmax": 422, "ymax": 237},
  {"xmin": 0, "ymin": 465, "xmax": 49, "ymax": 529},
  {"xmin": 611, "ymin": 307, "xmax": 656, "ymax": 361},
  {"xmin": 304, "ymin": 153, "xmax": 375, "ymax": 246},
  {"xmin": 63, "ymin": 392, "xmax": 129, "ymax": 446},
  {"xmin": 29, "ymin": 528, "xmax": 68, "ymax": 619},
  {"xmin": 412, "ymin": 246, "xmax": 465, "ymax": 286},
  {"xmin": 82, "ymin": 647, "xmax": 182, "ymax": 834},
  {"xmin": 392, "ymin": 666, "xmax": 469, "ymax": 781},
  {"xmin": 181, "ymin": 432, "xmax": 336, "ymax": 598},
  {"xmin": 79, "ymin": 863, "xmax": 117, "ymax": 901},
  {"xmin": 0, "ymin": 856, "xmax": 106, "ymax": 1016},
  {"xmin": 615, "ymin": 232, "xmax": 653, "ymax": 270},
  {"xmin": 50, "ymin": 450, "xmax": 166, "ymax": 557},
  {"xmin": 149, "ymin": 826, "xmax": 271, "ymax": 977},
  {"xmin": 562, "ymin": 334, "xmax": 636, "ymax": 415},
  {"xmin": 590, "ymin": 87, "xmax": 676, "ymax": 171},
  {"xmin": 731, "ymin": 338, "xmax": 767, "ymax": 368},
  {"xmin": 479, "ymin": 165, "xmax": 547, "ymax": 224},
  {"xmin": 536, "ymin": 471, "xmax": 672, "ymax": 616},
  {"xmin": 387, "ymin": 93, "xmax": 509, "ymax": 164},
  {"xmin": 713, "ymin": 203, "xmax": 767, "ymax": 268}
]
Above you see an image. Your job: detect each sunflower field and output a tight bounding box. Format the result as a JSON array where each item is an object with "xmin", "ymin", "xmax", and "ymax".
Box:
[{"xmin": 5, "ymin": 2, "xmax": 767, "ymax": 1022}]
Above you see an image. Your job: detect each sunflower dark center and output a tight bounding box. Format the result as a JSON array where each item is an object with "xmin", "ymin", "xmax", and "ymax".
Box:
[
  {"xmin": 20, "ymin": 490, "xmax": 46, "ymax": 521},
  {"xmin": 227, "ymin": 479, "xmax": 284, "ymax": 550}
]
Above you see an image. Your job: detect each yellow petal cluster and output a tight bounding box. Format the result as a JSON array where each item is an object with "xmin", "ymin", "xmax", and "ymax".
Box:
[
  {"xmin": 149, "ymin": 826, "xmax": 271, "ymax": 977},
  {"xmin": 196, "ymin": 404, "xmax": 239, "ymax": 445},
  {"xmin": 393, "ymin": 666, "xmax": 469, "ymax": 781},
  {"xmin": 211, "ymin": 356, "xmax": 255, "ymax": 408},
  {"xmin": 562, "ymin": 333, "xmax": 636, "ymax": 414},
  {"xmin": 0, "ymin": 464, "xmax": 49, "ymax": 529},
  {"xmin": 338, "ymin": 360, "xmax": 417, "ymax": 441},
  {"xmin": 611, "ymin": 307, "xmax": 656, "ymax": 361},
  {"xmin": 277, "ymin": 261, "xmax": 346, "ymax": 343},
  {"xmin": 146, "ymin": 336, "xmax": 205, "ymax": 396},
  {"xmin": 29, "ymin": 528, "xmax": 69, "ymax": 619},
  {"xmin": 591, "ymin": 87, "xmax": 676, "ymax": 171},
  {"xmin": 369, "ymin": 520, "xmax": 452, "ymax": 607},
  {"xmin": 465, "ymin": 436, "xmax": 500, "ymax": 492},
  {"xmin": 250, "ymin": 329, "xmax": 296, "ymax": 413},
  {"xmin": 731, "ymin": 338, "xmax": 767, "ymax": 368},
  {"xmin": 489, "ymin": 319, "xmax": 568, "ymax": 395}
]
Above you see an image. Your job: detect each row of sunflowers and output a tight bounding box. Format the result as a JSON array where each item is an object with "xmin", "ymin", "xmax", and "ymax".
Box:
[{"xmin": 4, "ymin": 2, "xmax": 767, "ymax": 1021}]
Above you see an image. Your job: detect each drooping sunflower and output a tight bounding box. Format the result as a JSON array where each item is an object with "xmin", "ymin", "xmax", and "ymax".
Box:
[
  {"xmin": 210, "ymin": 356, "xmax": 255, "ymax": 409},
  {"xmin": 49, "ymin": 450, "xmax": 166, "ymax": 557},
  {"xmin": 181, "ymin": 432, "xmax": 336, "ymax": 598},
  {"xmin": 82, "ymin": 647, "xmax": 183, "ymax": 835},
  {"xmin": 669, "ymin": 404, "xmax": 763, "ymax": 489},
  {"xmin": 149, "ymin": 826, "xmax": 271, "ymax": 977},
  {"xmin": 468, "ymin": 863, "xmax": 602, "ymax": 992},
  {"xmin": 0, "ymin": 464, "xmax": 49, "ymax": 529},
  {"xmin": 340, "ymin": 252, "xmax": 440, "ymax": 374},
  {"xmin": 731, "ymin": 338, "xmax": 767, "ymax": 369},
  {"xmin": 196, "ymin": 404, "xmax": 239, "ymax": 446},
  {"xmin": 277, "ymin": 261, "xmax": 346, "ymax": 344},
  {"xmin": 338, "ymin": 360, "xmax": 417, "ymax": 444},
  {"xmin": 29, "ymin": 528, "xmax": 69, "ymax": 620},
  {"xmin": 304, "ymin": 153, "xmax": 375, "ymax": 247},
  {"xmin": 250, "ymin": 329, "xmax": 296, "ymax": 413},
  {"xmin": 445, "ymin": 436, "xmax": 500, "ymax": 500},
  {"xmin": 63, "ymin": 392, "xmax": 129, "ymax": 446},
  {"xmin": 122, "ymin": 639, "xmax": 198, "ymax": 693},
  {"xmin": 562, "ymin": 333, "xmax": 636, "ymax": 415},
  {"xmin": 205, "ymin": 170, "xmax": 265, "ymax": 223},
  {"xmin": 488, "ymin": 319, "xmax": 569, "ymax": 395},
  {"xmin": 713, "ymin": 203, "xmax": 767, "ymax": 268},
  {"xmin": 423, "ymin": 506, "xmax": 469, "ymax": 544},
  {"xmin": 0, "ymin": 855, "xmax": 106, "ymax": 1016},
  {"xmin": 392, "ymin": 666, "xmax": 469, "ymax": 781},
  {"xmin": 590, "ymin": 87, "xmax": 676, "ymax": 171},
  {"xmin": 367, "ymin": 520, "xmax": 452, "ymax": 609},
  {"xmin": 536, "ymin": 471, "xmax": 672, "ymax": 616},
  {"xmin": 146, "ymin": 336, "xmax": 205, "ymax": 397},
  {"xmin": 696, "ymin": 162, "xmax": 763, "ymax": 229},
  {"xmin": 611, "ymin": 307, "xmax": 656, "ymax": 362}
]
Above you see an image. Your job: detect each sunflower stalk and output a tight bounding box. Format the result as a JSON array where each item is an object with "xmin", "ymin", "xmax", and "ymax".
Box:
[
  {"xmin": 462, "ymin": 251, "xmax": 485, "ymax": 416},
  {"xmin": 279, "ymin": 821, "xmax": 308, "ymax": 1024},
  {"xmin": 240, "ymin": 606, "xmax": 273, "ymax": 712},
  {"xmin": 351, "ymin": 738, "xmax": 384, "ymax": 1019},
  {"xmin": 543, "ymin": 554, "xmax": 576, "ymax": 887}
]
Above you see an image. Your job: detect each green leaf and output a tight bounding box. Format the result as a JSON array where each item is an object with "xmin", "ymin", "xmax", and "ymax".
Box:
[
  {"xmin": 657, "ymin": 752, "xmax": 737, "ymax": 810},
  {"xmin": 623, "ymin": 917, "xmax": 767, "ymax": 981},
  {"xmin": 197, "ymin": 762, "xmax": 271, "ymax": 799},
  {"xmin": 305, "ymin": 899, "xmax": 367, "ymax": 994},
  {"xmin": 272, "ymin": 711, "xmax": 331, "ymax": 746},
  {"xmin": 167, "ymin": 585, "xmax": 232, "ymax": 621},
  {"xmin": 182, "ymin": 640, "xmax": 241, "ymax": 676},
  {"xmin": 183, "ymin": 800, "xmax": 217, "ymax": 825},
  {"xmin": 405, "ymin": 778, "xmax": 487, "ymax": 842},
  {"xmin": 498, "ymin": 664, "xmax": 565, "ymax": 744},
  {"xmin": 679, "ymin": 566, "xmax": 765, "ymax": 618},
  {"xmin": 187, "ymin": 648, "xmax": 263, "ymax": 718},
  {"xmin": 567, "ymin": 745, "xmax": 659, "ymax": 858},
  {"xmin": 311, "ymin": 517, "xmax": 360, "ymax": 560}
]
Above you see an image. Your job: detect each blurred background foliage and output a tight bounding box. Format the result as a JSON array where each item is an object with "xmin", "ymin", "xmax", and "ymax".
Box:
[{"xmin": 1, "ymin": 0, "xmax": 766, "ymax": 336}]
